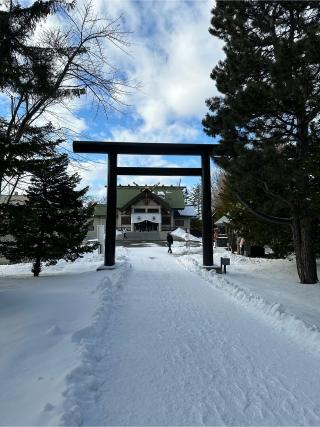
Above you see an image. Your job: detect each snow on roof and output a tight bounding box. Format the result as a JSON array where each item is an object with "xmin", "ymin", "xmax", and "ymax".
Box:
[
  {"xmin": 177, "ymin": 205, "xmax": 197, "ymax": 217},
  {"xmin": 215, "ymin": 215, "xmax": 230, "ymax": 226}
]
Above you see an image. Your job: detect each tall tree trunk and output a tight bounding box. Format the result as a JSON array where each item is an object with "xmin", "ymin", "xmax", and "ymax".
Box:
[
  {"xmin": 32, "ymin": 257, "xmax": 41, "ymax": 277},
  {"xmin": 291, "ymin": 217, "xmax": 318, "ymax": 284}
]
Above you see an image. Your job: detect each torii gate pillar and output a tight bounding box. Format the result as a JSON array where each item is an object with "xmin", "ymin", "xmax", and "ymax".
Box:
[
  {"xmin": 105, "ymin": 152, "xmax": 117, "ymax": 266},
  {"xmin": 201, "ymin": 153, "xmax": 213, "ymax": 267}
]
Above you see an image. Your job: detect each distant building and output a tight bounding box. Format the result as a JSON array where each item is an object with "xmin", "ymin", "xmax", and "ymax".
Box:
[{"xmin": 86, "ymin": 185, "xmax": 196, "ymax": 242}]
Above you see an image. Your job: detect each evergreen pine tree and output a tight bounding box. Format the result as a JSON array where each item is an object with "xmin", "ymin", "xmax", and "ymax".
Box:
[
  {"xmin": 203, "ymin": 1, "xmax": 320, "ymax": 283},
  {"xmin": 188, "ymin": 182, "xmax": 202, "ymax": 218},
  {"xmin": 0, "ymin": 0, "xmax": 131, "ymax": 244},
  {"xmin": 0, "ymin": 0, "xmax": 71, "ymax": 201},
  {"xmin": 213, "ymin": 175, "xmax": 293, "ymax": 258},
  {"xmin": 1, "ymin": 152, "xmax": 96, "ymax": 276},
  {"xmin": 0, "ymin": 123, "xmax": 60, "ymax": 237},
  {"xmin": 0, "ymin": 0, "xmax": 72, "ymax": 91}
]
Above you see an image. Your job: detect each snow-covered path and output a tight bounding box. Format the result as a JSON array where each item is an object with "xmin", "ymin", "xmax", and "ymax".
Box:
[{"xmin": 76, "ymin": 247, "xmax": 320, "ymax": 426}]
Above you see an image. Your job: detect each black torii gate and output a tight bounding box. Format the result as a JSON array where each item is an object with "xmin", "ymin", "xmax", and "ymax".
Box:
[{"xmin": 73, "ymin": 141, "xmax": 220, "ymax": 268}]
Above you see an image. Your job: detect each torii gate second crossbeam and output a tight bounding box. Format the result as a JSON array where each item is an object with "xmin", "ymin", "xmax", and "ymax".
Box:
[{"xmin": 73, "ymin": 141, "xmax": 220, "ymax": 268}]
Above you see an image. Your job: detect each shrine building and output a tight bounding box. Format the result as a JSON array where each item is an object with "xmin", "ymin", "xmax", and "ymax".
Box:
[{"xmin": 86, "ymin": 185, "xmax": 196, "ymax": 241}]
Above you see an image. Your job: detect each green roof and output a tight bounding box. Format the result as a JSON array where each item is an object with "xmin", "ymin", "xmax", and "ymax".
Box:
[
  {"xmin": 94, "ymin": 186, "xmax": 185, "ymax": 216},
  {"xmin": 117, "ymin": 186, "xmax": 185, "ymax": 209},
  {"xmin": 94, "ymin": 204, "xmax": 107, "ymax": 216}
]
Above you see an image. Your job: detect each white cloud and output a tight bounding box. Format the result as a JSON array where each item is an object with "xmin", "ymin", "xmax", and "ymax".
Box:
[
  {"xmin": 70, "ymin": 155, "xmax": 189, "ymax": 198},
  {"xmin": 86, "ymin": 0, "xmax": 223, "ymax": 132},
  {"xmin": 110, "ymin": 120, "xmax": 199, "ymax": 143},
  {"xmin": 69, "ymin": 159, "xmax": 108, "ymax": 199},
  {"xmin": 102, "ymin": 0, "xmax": 222, "ymax": 131},
  {"xmin": 42, "ymin": 100, "xmax": 88, "ymax": 135},
  {"xmin": 2, "ymin": 0, "xmax": 223, "ymax": 197},
  {"xmin": 3, "ymin": 0, "xmax": 223, "ymax": 141},
  {"xmin": 72, "ymin": 0, "xmax": 222, "ymax": 193}
]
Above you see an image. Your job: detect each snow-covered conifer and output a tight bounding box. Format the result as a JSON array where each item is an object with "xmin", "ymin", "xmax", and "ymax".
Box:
[{"xmin": 2, "ymin": 152, "xmax": 95, "ymax": 276}]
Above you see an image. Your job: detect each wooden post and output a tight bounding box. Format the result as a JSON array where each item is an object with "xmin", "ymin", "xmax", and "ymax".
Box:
[
  {"xmin": 105, "ymin": 153, "xmax": 117, "ymax": 266},
  {"xmin": 201, "ymin": 153, "xmax": 213, "ymax": 266}
]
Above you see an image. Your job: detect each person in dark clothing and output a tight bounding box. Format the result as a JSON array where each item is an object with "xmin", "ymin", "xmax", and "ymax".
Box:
[{"xmin": 167, "ymin": 232, "xmax": 173, "ymax": 253}]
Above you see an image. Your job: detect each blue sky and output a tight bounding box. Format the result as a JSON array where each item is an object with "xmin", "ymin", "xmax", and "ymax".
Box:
[
  {"xmin": 63, "ymin": 0, "xmax": 225, "ymax": 199},
  {"xmin": 3, "ymin": 0, "xmax": 224, "ymax": 198}
]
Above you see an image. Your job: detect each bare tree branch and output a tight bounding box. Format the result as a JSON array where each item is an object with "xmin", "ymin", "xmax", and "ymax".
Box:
[{"xmin": 1, "ymin": 0, "xmax": 134, "ymax": 198}]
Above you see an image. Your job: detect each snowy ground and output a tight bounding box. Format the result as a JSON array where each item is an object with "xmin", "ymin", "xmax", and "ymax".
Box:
[{"xmin": 0, "ymin": 244, "xmax": 320, "ymax": 426}]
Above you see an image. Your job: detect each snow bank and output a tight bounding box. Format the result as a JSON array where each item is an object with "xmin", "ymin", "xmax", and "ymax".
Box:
[
  {"xmin": 0, "ymin": 248, "xmax": 129, "ymax": 426},
  {"xmin": 0, "ymin": 251, "xmax": 106, "ymax": 278},
  {"xmin": 178, "ymin": 254, "xmax": 320, "ymax": 357},
  {"xmin": 59, "ymin": 258, "xmax": 130, "ymax": 426},
  {"xmin": 171, "ymin": 227, "xmax": 201, "ymax": 242},
  {"xmin": 170, "ymin": 242, "xmax": 202, "ymax": 256},
  {"xmin": 1, "ymin": 245, "xmax": 320, "ymax": 425}
]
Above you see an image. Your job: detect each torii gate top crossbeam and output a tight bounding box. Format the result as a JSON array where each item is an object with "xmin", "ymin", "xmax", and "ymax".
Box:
[{"xmin": 73, "ymin": 141, "xmax": 220, "ymax": 156}]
